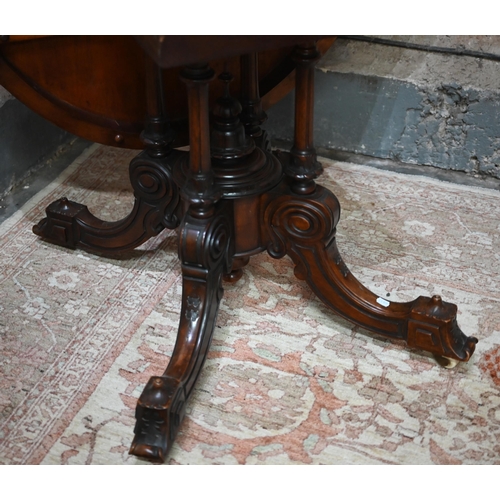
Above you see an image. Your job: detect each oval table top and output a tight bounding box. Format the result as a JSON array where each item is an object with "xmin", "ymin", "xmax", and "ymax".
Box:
[{"xmin": 0, "ymin": 35, "xmax": 335, "ymax": 149}]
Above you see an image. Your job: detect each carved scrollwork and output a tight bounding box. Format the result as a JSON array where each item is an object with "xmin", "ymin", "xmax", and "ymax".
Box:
[
  {"xmin": 130, "ymin": 376, "xmax": 186, "ymax": 463},
  {"xmin": 130, "ymin": 201, "xmax": 233, "ymax": 462},
  {"xmin": 270, "ymin": 199, "xmax": 335, "ymax": 243},
  {"xmin": 264, "ymin": 184, "xmax": 340, "ymax": 259},
  {"xmin": 130, "ymin": 163, "xmax": 170, "ymax": 202},
  {"xmin": 263, "ymin": 181, "xmax": 477, "ymax": 363},
  {"xmin": 407, "ymin": 295, "xmax": 478, "ymax": 361},
  {"xmin": 128, "ymin": 151, "xmax": 182, "ymax": 230},
  {"xmin": 206, "ymin": 215, "xmax": 231, "ymax": 268},
  {"xmin": 33, "ymin": 149, "xmax": 183, "ymax": 254},
  {"xmin": 180, "ymin": 209, "xmax": 233, "ymax": 273}
]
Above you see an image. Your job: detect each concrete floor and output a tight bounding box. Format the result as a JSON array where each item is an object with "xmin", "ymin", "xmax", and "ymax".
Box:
[
  {"xmin": 275, "ymin": 138, "xmax": 500, "ymax": 190},
  {"xmin": 266, "ymin": 36, "xmax": 500, "ymax": 180}
]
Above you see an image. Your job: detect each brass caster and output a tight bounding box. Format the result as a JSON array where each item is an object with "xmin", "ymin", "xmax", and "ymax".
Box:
[{"xmin": 433, "ymin": 354, "xmax": 460, "ymax": 369}]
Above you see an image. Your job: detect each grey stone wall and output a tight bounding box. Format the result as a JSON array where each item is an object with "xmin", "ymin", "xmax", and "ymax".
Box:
[
  {"xmin": 0, "ymin": 85, "xmax": 13, "ymax": 107},
  {"xmin": 0, "ymin": 85, "xmax": 73, "ymax": 197},
  {"xmin": 3, "ymin": 36, "xmax": 500, "ymax": 192},
  {"xmin": 266, "ymin": 36, "xmax": 500, "ymax": 179}
]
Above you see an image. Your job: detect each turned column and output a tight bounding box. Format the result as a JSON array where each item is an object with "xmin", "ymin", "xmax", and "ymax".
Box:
[
  {"xmin": 130, "ymin": 62, "xmax": 234, "ymax": 462},
  {"xmin": 141, "ymin": 57, "xmax": 175, "ymax": 158},
  {"xmin": 180, "ymin": 64, "xmax": 221, "ymax": 217},
  {"xmin": 286, "ymin": 41, "xmax": 323, "ymax": 195},
  {"xmin": 239, "ymin": 53, "xmax": 269, "ymax": 150}
]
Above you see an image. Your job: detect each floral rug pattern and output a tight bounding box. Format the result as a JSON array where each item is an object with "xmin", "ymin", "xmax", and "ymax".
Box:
[{"xmin": 1, "ymin": 144, "xmax": 499, "ymax": 464}]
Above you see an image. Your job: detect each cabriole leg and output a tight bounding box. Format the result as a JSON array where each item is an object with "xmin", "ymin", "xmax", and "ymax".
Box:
[
  {"xmin": 263, "ymin": 176, "xmax": 477, "ymax": 363},
  {"xmin": 33, "ymin": 57, "xmax": 181, "ymax": 254},
  {"xmin": 264, "ymin": 42, "xmax": 478, "ymax": 364},
  {"xmin": 129, "ymin": 201, "xmax": 233, "ymax": 462}
]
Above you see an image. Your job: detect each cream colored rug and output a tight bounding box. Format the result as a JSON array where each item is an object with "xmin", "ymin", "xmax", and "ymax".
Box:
[{"xmin": 1, "ymin": 144, "xmax": 499, "ymax": 465}]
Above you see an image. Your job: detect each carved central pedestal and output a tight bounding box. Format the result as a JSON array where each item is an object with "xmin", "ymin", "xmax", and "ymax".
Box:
[{"xmin": 33, "ymin": 41, "xmax": 478, "ymax": 463}]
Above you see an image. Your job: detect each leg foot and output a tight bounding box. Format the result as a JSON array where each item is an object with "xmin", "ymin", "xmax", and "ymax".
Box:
[
  {"xmin": 223, "ymin": 256, "xmax": 250, "ymax": 283},
  {"xmin": 33, "ymin": 150, "xmax": 183, "ymax": 254},
  {"xmin": 129, "ymin": 376, "xmax": 186, "ymax": 462},
  {"xmin": 263, "ymin": 172, "xmax": 478, "ymax": 363}
]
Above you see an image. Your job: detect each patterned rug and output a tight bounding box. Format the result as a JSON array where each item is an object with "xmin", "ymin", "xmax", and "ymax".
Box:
[{"xmin": 1, "ymin": 144, "xmax": 499, "ymax": 465}]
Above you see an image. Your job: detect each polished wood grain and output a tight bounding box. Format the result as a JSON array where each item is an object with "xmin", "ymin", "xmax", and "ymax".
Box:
[
  {"xmin": 131, "ymin": 199, "xmax": 233, "ymax": 461},
  {"xmin": 0, "ymin": 36, "xmax": 335, "ymax": 148},
  {"xmin": 20, "ymin": 36, "xmax": 478, "ymax": 462},
  {"xmin": 263, "ymin": 162, "xmax": 477, "ymax": 363}
]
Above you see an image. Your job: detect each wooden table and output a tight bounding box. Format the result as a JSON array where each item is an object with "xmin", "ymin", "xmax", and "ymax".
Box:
[{"xmin": 1, "ymin": 35, "xmax": 478, "ymax": 462}]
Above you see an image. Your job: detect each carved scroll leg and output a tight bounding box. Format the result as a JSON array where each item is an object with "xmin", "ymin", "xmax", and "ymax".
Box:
[
  {"xmin": 33, "ymin": 56, "xmax": 181, "ymax": 255},
  {"xmin": 129, "ymin": 202, "xmax": 233, "ymax": 462},
  {"xmin": 264, "ymin": 181, "xmax": 478, "ymax": 364},
  {"xmin": 33, "ymin": 149, "xmax": 183, "ymax": 254}
]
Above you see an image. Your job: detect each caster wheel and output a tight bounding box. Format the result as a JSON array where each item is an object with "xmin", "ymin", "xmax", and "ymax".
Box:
[{"xmin": 434, "ymin": 354, "xmax": 459, "ymax": 369}]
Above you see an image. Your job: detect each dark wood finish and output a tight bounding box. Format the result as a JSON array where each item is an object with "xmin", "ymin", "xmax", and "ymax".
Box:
[
  {"xmin": 131, "ymin": 198, "xmax": 233, "ymax": 461},
  {"xmin": 23, "ymin": 36, "xmax": 478, "ymax": 463},
  {"xmin": 141, "ymin": 56, "xmax": 175, "ymax": 157},
  {"xmin": 32, "ymin": 58, "xmax": 183, "ymax": 252},
  {"xmin": 285, "ymin": 43, "xmax": 324, "ymax": 195},
  {"xmin": 130, "ymin": 64, "xmax": 234, "ymax": 461},
  {"xmin": 32, "ymin": 150, "xmax": 183, "ymax": 253},
  {"xmin": 240, "ymin": 52, "xmax": 271, "ymax": 151},
  {"xmin": 262, "ymin": 167, "xmax": 477, "ymax": 362},
  {"xmin": 262, "ymin": 42, "xmax": 477, "ymax": 364},
  {"xmin": 135, "ymin": 35, "xmax": 330, "ymax": 69},
  {"xmin": 0, "ymin": 36, "xmax": 335, "ymax": 149},
  {"xmin": 223, "ymin": 256, "xmax": 251, "ymax": 283}
]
